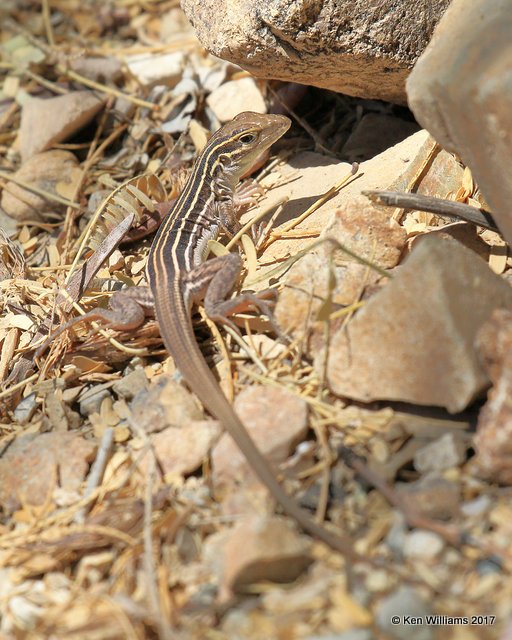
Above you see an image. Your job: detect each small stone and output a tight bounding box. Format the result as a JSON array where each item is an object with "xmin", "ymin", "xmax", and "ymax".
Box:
[
  {"xmin": 220, "ymin": 516, "xmax": 313, "ymax": 598},
  {"xmin": 0, "ymin": 433, "xmax": 96, "ymax": 515},
  {"xmin": 414, "ymin": 433, "xmax": 467, "ymax": 474},
  {"xmin": 396, "ymin": 475, "xmax": 460, "ymax": 521},
  {"xmin": 137, "ymin": 420, "xmax": 222, "ymax": 477},
  {"xmin": 385, "ymin": 514, "xmax": 407, "ymax": 557},
  {"xmin": 13, "ymin": 392, "xmax": 38, "ymax": 424},
  {"xmin": 206, "ymin": 77, "xmax": 266, "ymax": 122},
  {"xmin": 364, "ymin": 569, "xmax": 393, "ymax": 593},
  {"xmin": 125, "ymin": 51, "xmax": 185, "ymax": 88},
  {"xmin": 130, "ymin": 375, "xmax": 203, "ymax": 434},
  {"xmin": 1, "ymin": 150, "xmax": 79, "ymax": 221},
  {"xmin": 461, "ymin": 495, "xmax": 491, "ymax": 518},
  {"xmin": 403, "ymin": 530, "xmax": 444, "ymax": 560},
  {"xmin": 19, "ymin": 91, "xmax": 105, "ymax": 161},
  {"xmin": 69, "ymin": 56, "xmax": 123, "ymax": 84},
  {"xmin": 112, "ymin": 368, "xmax": 149, "ymax": 400},
  {"xmin": 375, "ymin": 586, "xmax": 432, "ymax": 640},
  {"xmin": 212, "ymin": 385, "xmax": 308, "ymax": 485},
  {"xmin": 79, "ymin": 387, "xmax": 111, "ymax": 417},
  {"xmin": 327, "ymin": 236, "xmax": 512, "ymax": 412}
]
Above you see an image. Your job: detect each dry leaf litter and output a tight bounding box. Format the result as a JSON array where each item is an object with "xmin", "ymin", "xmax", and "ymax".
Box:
[{"xmin": 0, "ymin": 2, "xmax": 510, "ymax": 639}]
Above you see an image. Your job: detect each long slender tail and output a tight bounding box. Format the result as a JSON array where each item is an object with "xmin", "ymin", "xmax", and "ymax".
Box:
[{"xmin": 154, "ymin": 289, "xmax": 356, "ymax": 556}]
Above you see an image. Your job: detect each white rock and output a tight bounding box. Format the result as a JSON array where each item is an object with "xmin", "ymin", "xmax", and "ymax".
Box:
[
  {"xmin": 403, "ymin": 530, "xmax": 444, "ymax": 560},
  {"xmin": 207, "ymin": 77, "xmax": 266, "ymax": 122},
  {"xmin": 125, "ymin": 51, "xmax": 185, "ymax": 88},
  {"xmin": 414, "ymin": 433, "xmax": 467, "ymax": 473}
]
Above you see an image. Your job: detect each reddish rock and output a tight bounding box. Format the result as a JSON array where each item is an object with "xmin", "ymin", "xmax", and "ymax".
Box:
[
  {"xmin": 130, "ymin": 375, "xmax": 203, "ymax": 434},
  {"xmin": 322, "ymin": 201, "xmax": 407, "ymax": 269},
  {"xmin": 137, "ymin": 420, "xmax": 222, "ymax": 477},
  {"xmin": 220, "ymin": 516, "xmax": 313, "ymax": 597},
  {"xmin": 212, "ymin": 385, "xmax": 308, "ymax": 485},
  {"xmin": 327, "ymin": 236, "xmax": 512, "ymax": 412},
  {"xmin": 0, "ymin": 433, "xmax": 96, "ymax": 514}
]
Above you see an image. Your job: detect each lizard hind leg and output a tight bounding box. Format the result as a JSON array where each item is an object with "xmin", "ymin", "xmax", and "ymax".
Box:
[
  {"xmin": 183, "ymin": 253, "xmax": 284, "ymax": 338},
  {"xmin": 35, "ymin": 286, "xmax": 154, "ymax": 358}
]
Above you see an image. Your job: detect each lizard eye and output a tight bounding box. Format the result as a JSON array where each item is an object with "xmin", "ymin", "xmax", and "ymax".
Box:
[{"xmin": 239, "ymin": 133, "xmax": 257, "ymax": 145}]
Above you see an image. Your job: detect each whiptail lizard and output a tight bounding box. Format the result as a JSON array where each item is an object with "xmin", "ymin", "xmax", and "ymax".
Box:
[{"xmin": 41, "ymin": 112, "xmax": 355, "ymax": 556}]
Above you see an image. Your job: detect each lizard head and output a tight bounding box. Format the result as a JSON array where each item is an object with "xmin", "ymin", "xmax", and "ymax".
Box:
[{"xmin": 208, "ymin": 111, "xmax": 291, "ymax": 180}]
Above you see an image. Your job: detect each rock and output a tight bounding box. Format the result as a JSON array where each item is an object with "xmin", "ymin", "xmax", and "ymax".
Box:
[
  {"xmin": 327, "ymin": 236, "xmax": 512, "ymax": 412},
  {"xmin": 220, "ymin": 516, "xmax": 313, "ymax": 597},
  {"xmin": 461, "ymin": 495, "xmax": 491, "ymax": 519},
  {"xmin": 414, "ymin": 433, "xmax": 467, "ymax": 473},
  {"xmin": 130, "ymin": 375, "xmax": 203, "ymax": 434},
  {"xmin": 396, "ymin": 475, "xmax": 460, "ymax": 521},
  {"xmin": 403, "ymin": 530, "xmax": 444, "ymax": 560},
  {"xmin": 13, "ymin": 392, "xmax": 38, "ymax": 424},
  {"xmin": 322, "ymin": 201, "xmax": 407, "ymax": 270},
  {"xmin": 112, "ymin": 368, "xmax": 149, "ymax": 400},
  {"xmin": 19, "ymin": 91, "xmax": 105, "ymax": 161},
  {"xmin": 253, "ymin": 130, "xmax": 452, "ymax": 272},
  {"xmin": 407, "ymin": 0, "xmax": 512, "ymax": 245},
  {"xmin": 473, "ymin": 309, "xmax": 512, "ymax": 484},
  {"xmin": 341, "ymin": 114, "xmax": 420, "ymax": 163},
  {"xmin": 69, "ymin": 56, "xmax": 123, "ymax": 84},
  {"xmin": 78, "ymin": 386, "xmax": 111, "ymax": 417},
  {"xmin": 375, "ymin": 586, "xmax": 432, "ymax": 640},
  {"xmin": 206, "ymin": 77, "xmax": 266, "ymax": 122},
  {"xmin": 1, "ymin": 150, "xmax": 80, "ymax": 221},
  {"xmin": 125, "ymin": 51, "xmax": 185, "ymax": 88},
  {"xmin": 275, "ymin": 252, "xmax": 380, "ymax": 345},
  {"xmin": 0, "ymin": 433, "xmax": 96, "ymax": 515},
  {"xmin": 182, "ymin": 0, "xmax": 450, "ymax": 104},
  {"xmin": 212, "ymin": 385, "xmax": 308, "ymax": 485},
  {"xmin": 137, "ymin": 420, "xmax": 222, "ymax": 477}
]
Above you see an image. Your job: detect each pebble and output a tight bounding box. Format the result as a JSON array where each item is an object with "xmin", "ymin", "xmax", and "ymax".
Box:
[
  {"xmin": 0, "ymin": 433, "xmax": 96, "ymax": 515},
  {"xmin": 13, "ymin": 392, "xmax": 38, "ymax": 424},
  {"xmin": 78, "ymin": 387, "xmax": 111, "ymax": 417},
  {"xmin": 414, "ymin": 433, "xmax": 467, "ymax": 473},
  {"xmin": 219, "ymin": 516, "xmax": 313, "ymax": 600},
  {"xmin": 112, "ymin": 368, "xmax": 148, "ymax": 400},
  {"xmin": 461, "ymin": 494, "xmax": 491, "ymax": 518},
  {"xmin": 403, "ymin": 530, "xmax": 445, "ymax": 560}
]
